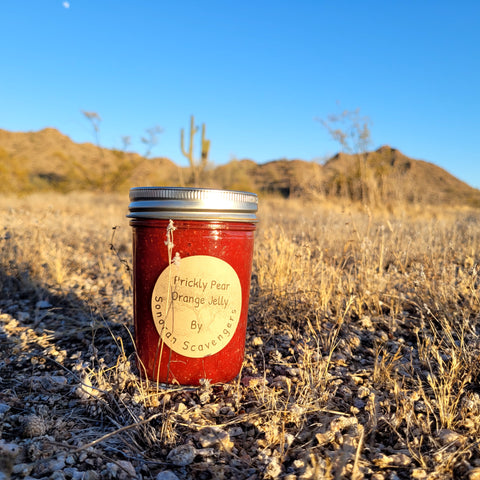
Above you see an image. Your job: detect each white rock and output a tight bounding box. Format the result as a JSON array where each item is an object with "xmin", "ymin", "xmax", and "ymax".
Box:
[
  {"xmin": 82, "ymin": 471, "xmax": 99, "ymax": 480},
  {"xmin": 17, "ymin": 311, "xmax": 30, "ymax": 322},
  {"xmin": 50, "ymin": 471, "xmax": 66, "ymax": 480},
  {"xmin": 197, "ymin": 426, "xmax": 230, "ymax": 448},
  {"xmin": 36, "ymin": 300, "xmax": 52, "ymax": 309},
  {"xmin": 156, "ymin": 471, "xmax": 180, "ymax": 480},
  {"xmin": 228, "ymin": 426, "xmax": 244, "ymax": 437},
  {"xmin": 373, "ymin": 453, "xmax": 411, "ymax": 468},
  {"xmin": 265, "ymin": 456, "xmax": 282, "ymax": 478},
  {"xmin": 0, "ymin": 440, "xmax": 20, "ymax": 478},
  {"xmin": 47, "ymin": 455, "xmax": 66, "ymax": 473},
  {"xmin": 63, "ymin": 469, "xmax": 84, "ymax": 480},
  {"xmin": 438, "ymin": 428, "xmax": 466, "ymax": 447},
  {"xmin": 166, "ymin": 444, "xmax": 196, "ymax": 466},
  {"xmin": 411, "ymin": 469, "xmax": 427, "ymax": 479},
  {"xmin": 116, "ymin": 460, "xmax": 136, "ymax": 478},
  {"xmin": 12, "ymin": 463, "xmax": 34, "ymax": 476}
]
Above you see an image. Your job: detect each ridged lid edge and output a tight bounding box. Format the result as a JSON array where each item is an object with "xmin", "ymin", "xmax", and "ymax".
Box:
[
  {"xmin": 128, "ymin": 187, "xmax": 258, "ymax": 221},
  {"xmin": 130, "ymin": 187, "xmax": 257, "ymax": 204},
  {"xmin": 130, "ymin": 187, "xmax": 257, "ymax": 209}
]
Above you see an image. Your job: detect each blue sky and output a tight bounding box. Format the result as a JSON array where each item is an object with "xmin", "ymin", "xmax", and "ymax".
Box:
[{"xmin": 1, "ymin": 1, "xmax": 479, "ymax": 188}]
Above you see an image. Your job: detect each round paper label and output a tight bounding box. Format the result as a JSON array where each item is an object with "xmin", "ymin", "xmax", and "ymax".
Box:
[{"xmin": 151, "ymin": 255, "xmax": 242, "ymax": 358}]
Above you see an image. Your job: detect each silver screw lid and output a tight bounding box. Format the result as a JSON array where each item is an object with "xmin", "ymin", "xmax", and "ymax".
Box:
[{"xmin": 128, "ymin": 187, "xmax": 258, "ymax": 222}]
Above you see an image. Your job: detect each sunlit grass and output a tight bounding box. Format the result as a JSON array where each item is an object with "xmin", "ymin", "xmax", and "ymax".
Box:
[{"xmin": 0, "ymin": 192, "xmax": 479, "ymax": 478}]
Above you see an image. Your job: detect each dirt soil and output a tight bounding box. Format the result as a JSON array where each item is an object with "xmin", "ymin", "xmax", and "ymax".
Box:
[{"xmin": 1, "ymin": 194, "xmax": 480, "ymax": 480}]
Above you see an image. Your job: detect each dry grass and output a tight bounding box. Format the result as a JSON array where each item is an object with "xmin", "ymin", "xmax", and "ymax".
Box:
[{"xmin": 0, "ymin": 193, "xmax": 479, "ymax": 480}]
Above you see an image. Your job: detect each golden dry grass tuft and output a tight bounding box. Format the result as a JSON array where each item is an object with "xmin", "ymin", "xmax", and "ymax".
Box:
[{"xmin": 0, "ymin": 193, "xmax": 479, "ymax": 479}]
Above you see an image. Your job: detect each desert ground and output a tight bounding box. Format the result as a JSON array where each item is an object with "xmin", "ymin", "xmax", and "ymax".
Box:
[{"xmin": 1, "ymin": 193, "xmax": 479, "ymax": 480}]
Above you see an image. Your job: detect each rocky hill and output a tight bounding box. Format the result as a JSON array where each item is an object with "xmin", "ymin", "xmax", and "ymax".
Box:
[
  {"xmin": 1, "ymin": 127, "xmax": 479, "ymax": 207},
  {"xmin": 319, "ymin": 145, "xmax": 480, "ymax": 206},
  {"xmin": 0, "ymin": 128, "xmax": 181, "ymax": 192},
  {"xmin": 209, "ymin": 147, "xmax": 480, "ymax": 206}
]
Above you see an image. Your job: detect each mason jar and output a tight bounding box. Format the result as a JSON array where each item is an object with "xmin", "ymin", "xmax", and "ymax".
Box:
[{"xmin": 128, "ymin": 187, "xmax": 258, "ymax": 385}]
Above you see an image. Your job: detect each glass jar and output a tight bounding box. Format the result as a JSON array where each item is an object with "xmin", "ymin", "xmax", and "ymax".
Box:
[{"xmin": 128, "ymin": 187, "xmax": 258, "ymax": 385}]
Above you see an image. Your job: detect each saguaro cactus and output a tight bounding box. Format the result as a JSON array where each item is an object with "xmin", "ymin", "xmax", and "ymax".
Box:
[{"xmin": 180, "ymin": 115, "xmax": 210, "ymax": 186}]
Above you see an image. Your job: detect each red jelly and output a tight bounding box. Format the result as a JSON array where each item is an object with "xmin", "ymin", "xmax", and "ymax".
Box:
[{"xmin": 128, "ymin": 187, "xmax": 258, "ymax": 385}]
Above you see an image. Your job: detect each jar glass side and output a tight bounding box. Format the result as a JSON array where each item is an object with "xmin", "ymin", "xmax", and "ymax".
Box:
[{"xmin": 131, "ymin": 219, "xmax": 256, "ymax": 385}]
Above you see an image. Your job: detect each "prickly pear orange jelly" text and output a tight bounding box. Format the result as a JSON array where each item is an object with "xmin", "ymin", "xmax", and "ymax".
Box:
[{"xmin": 128, "ymin": 187, "xmax": 258, "ymax": 385}]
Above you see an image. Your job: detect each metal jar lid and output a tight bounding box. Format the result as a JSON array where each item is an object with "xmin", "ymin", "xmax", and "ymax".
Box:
[{"xmin": 128, "ymin": 187, "xmax": 258, "ymax": 222}]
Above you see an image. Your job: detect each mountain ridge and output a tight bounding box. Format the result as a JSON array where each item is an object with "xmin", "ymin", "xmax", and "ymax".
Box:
[{"xmin": 1, "ymin": 127, "xmax": 479, "ymax": 207}]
